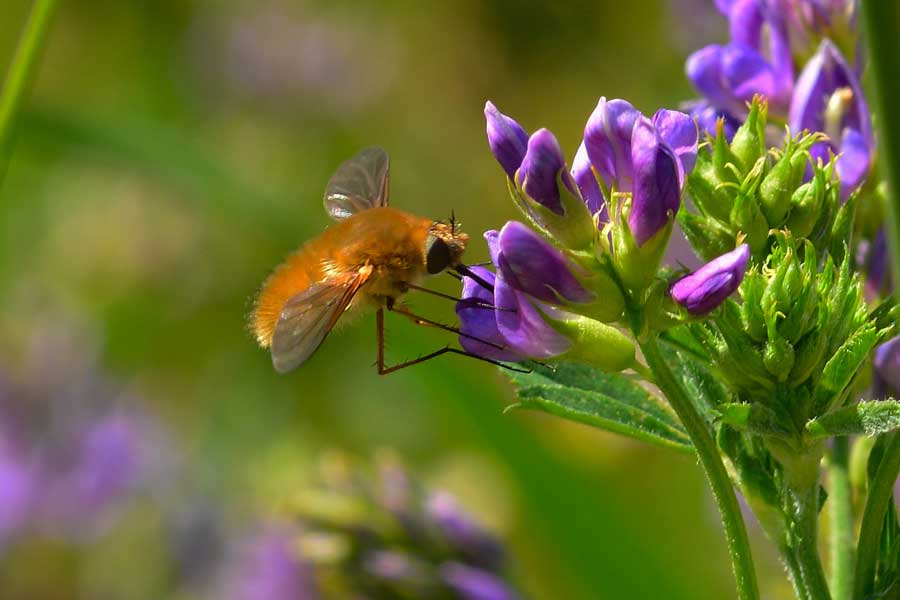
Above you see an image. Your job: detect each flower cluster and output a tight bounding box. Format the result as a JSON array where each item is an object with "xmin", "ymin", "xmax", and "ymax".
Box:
[
  {"xmin": 687, "ymin": 0, "xmax": 872, "ymax": 199},
  {"xmin": 458, "ymin": 99, "xmax": 751, "ymax": 367},
  {"xmin": 256, "ymin": 453, "xmax": 522, "ymax": 600}
]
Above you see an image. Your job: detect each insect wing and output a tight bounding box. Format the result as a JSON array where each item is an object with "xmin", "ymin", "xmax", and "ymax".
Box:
[
  {"xmin": 270, "ymin": 271, "xmax": 369, "ymax": 373},
  {"xmin": 323, "ymin": 146, "xmax": 390, "ymax": 220}
]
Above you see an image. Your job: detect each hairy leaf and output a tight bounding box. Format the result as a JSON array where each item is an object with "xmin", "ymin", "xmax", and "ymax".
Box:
[
  {"xmin": 716, "ymin": 402, "xmax": 792, "ymax": 437},
  {"xmin": 806, "ymin": 400, "xmax": 900, "ymax": 438}
]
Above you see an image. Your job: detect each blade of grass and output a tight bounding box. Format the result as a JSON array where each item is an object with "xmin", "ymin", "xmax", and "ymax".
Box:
[{"xmin": 0, "ymin": 0, "xmax": 60, "ymax": 187}]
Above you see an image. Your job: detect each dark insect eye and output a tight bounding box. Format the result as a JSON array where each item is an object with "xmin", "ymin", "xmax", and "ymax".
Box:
[{"xmin": 425, "ymin": 234, "xmax": 452, "ymax": 274}]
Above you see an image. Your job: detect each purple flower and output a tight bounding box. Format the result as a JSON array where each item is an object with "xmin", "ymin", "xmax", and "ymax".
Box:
[
  {"xmin": 426, "ymin": 492, "xmax": 504, "ymax": 569},
  {"xmin": 0, "ymin": 439, "xmax": 36, "ymax": 540},
  {"xmin": 456, "ymin": 231, "xmax": 571, "ymax": 361},
  {"xmin": 497, "ymin": 222, "xmax": 595, "ymax": 305},
  {"xmin": 485, "ymin": 101, "xmax": 529, "ymax": 180},
  {"xmin": 671, "ymin": 244, "xmax": 751, "ymax": 315},
  {"xmin": 789, "ymin": 39, "xmax": 872, "ymax": 196},
  {"xmin": 440, "ymin": 562, "xmax": 521, "ymax": 600},
  {"xmin": 582, "ymin": 99, "xmax": 694, "ymax": 246},
  {"xmin": 516, "ymin": 129, "xmax": 578, "ymax": 215},
  {"xmin": 689, "ymin": 102, "xmax": 741, "ymax": 141},
  {"xmin": 861, "ymin": 228, "xmax": 891, "ymax": 300},
  {"xmin": 225, "ymin": 531, "xmax": 318, "ymax": 600},
  {"xmin": 686, "ymin": 0, "xmax": 794, "ymax": 127},
  {"xmin": 629, "ymin": 118, "xmax": 683, "ymax": 246},
  {"xmin": 583, "ymin": 98, "xmax": 643, "ymax": 192},
  {"xmin": 456, "ymin": 266, "xmax": 522, "ymax": 362},
  {"xmin": 363, "ymin": 550, "xmax": 429, "ymax": 586},
  {"xmin": 874, "ymin": 336, "xmax": 900, "ymax": 399}
]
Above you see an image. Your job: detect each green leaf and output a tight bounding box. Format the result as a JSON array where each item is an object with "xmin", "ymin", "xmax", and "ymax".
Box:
[
  {"xmin": 659, "ymin": 343, "xmax": 732, "ymax": 420},
  {"xmin": 715, "ymin": 403, "xmax": 792, "ymax": 437},
  {"xmin": 811, "ymin": 325, "xmax": 879, "ymax": 414},
  {"xmin": 806, "ymin": 400, "xmax": 900, "ymax": 438},
  {"xmin": 507, "ymin": 363, "xmax": 693, "ymax": 453}
]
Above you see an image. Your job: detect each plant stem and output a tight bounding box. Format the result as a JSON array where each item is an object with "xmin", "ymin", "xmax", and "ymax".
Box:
[
  {"xmin": 0, "ymin": 0, "xmax": 59, "ymax": 187},
  {"xmin": 781, "ymin": 542, "xmax": 811, "ymax": 600},
  {"xmin": 640, "ymin": 335, "xmax": 760, "ymax": 600},
  {"xmin": 828, "ymin": 437, "xmax": 854, "ymax": 600},
  {"xmin": 791, "ymin": 483, "xmax": 832, "ymax": 600},
  {"xmin": 861, "ymin": 1, "xmax": 900, "ymax": 294},
  {"xmin": 853, "ymin": 431, "xmax": 900, "ymax": 600}
]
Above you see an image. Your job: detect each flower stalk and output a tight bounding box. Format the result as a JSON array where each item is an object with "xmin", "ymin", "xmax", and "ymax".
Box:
[
  {"xmin": 828, "ymin": 437, "xmax": 853, "ymax": 600},
  {"xmin": 0, "ymin": 0, "xmax": 59, "ymax": 187},
  {"xmin": 639, "ymin": 334, "xmax": 760, "ymax": 600}
]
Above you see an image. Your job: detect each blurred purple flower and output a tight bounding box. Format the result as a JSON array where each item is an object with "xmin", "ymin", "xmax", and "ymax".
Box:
[
  {"xmin": 426, "ymin": 492, "xmax": 505, "ymax": 569},
  {"xmin": 671, "ymin": 244, "xmax": 751, "ymax": 315},
  {"xmin": 440, "ymin": 562, "xmax": 521, "ymax": 600},
  {"xmin": 874, "ymin": 336, "xmax": 900, "ymax": 400},
  {"xmin": 0, "ymin": 439, "xmax": 36, "ymax": 541},
  {"xmin": 789, "ymin": 39, "xmax": 872, "ymax": 196},
  {"xmin": 686, "ymin": 0, "xmax": 794, "ymax": 131},
  {"xmin": 860, "ymin": 228, "xmax": 891, "ymax": 300},
  {"xmin": 224, "ymin": 531, "xmax": 317, "ymax": 600},
  {"xmin": 485, "ymin": 101, "xmax": 530, "ymax": 181},
  {"xmin": 689, "ymin": 101, "xmax": 741, "ymax": 141}
]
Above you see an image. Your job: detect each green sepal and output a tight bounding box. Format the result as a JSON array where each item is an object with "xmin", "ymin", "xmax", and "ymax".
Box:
[
  {"xmin": 811, "ymin": 324, "xmax": 879, "ymax": 415},
  {"xmin": 508, "ymin": 171, "xmax": 596, "ymax": 251},
  {"xmin": 730, "ymin": 189, "xmax": 769, "ymax": 254},
  {"xmin": 759, "ymin": 146, "xmax": 805, "ymax": 225},
  {"xmin": 713, "ymin": 118, "xmax": 744, "ymax": 182},
  {"xmin": 785, "ymin": 170, "xmax": 826, "ymax": 238},
  {"xmin": 829, "ymin": 188, "xmax": 860, "ymax": 265},
  {"xmin": 611, "ymin": 208, "xmax": 673, "ymax": 292},
  {"xmin": 763, "ymin": 335, "xmax": 795, "ymax": 382},
  {"xmin": 806, "ymin": 400, "xmax": 900, "ymax": 438},
  {"xmin": 687, "ymin": 147, "xmax": 734, "ymax": 223},
  {"xmin": 677, "ymin": 210, "xmax": 734, "ymax": 262}
]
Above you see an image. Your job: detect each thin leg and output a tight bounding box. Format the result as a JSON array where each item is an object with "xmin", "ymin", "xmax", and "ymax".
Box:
[
  {"xmin": 454, "ymin": 265, "xmax": 494, "ymax": 292},
  {"xmin": 404, "ymin": 283, "xmax": 510, "ymax": 311},
  {"xmin": 388, "ymin": 303, "xmax": 505, "ymax": 351},
  {"xmin": 376, "ymin": 308, "xmax": 386, "ymax": 372},
  {"xmin": 378, "ymin": 345, "xmax": 530, "ymax": 375}
]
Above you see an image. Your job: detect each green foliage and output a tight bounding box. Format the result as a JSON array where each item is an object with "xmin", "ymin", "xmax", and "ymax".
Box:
[
  {"xmin": 806, "ymin": 401, "xmax": 900, "ymax": 438},
  {"xmin": 506, "ymin": 362, "xmax": 693, "ymax": 453}
]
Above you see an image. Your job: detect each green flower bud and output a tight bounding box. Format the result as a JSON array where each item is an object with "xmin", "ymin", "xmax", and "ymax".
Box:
[
  {"xmin": 785, "ymin": 172, "xmax": 825, "ymax": 238},
  {"xmin": 730, "ymin": 96, "xmax": 768, "ymax": 171},
  {"xmin": 687, "ymin": 151, "xmax": 734, "ymax": 223},
  {"xmin": 759, "ymin": 149, "xmax": 805, "ymax": 225},
  {"xmin": 713, "ymin": 118, "xmax": 744, "ymax": 183},
  {"xmin": 730, "ymin": 190, "xmax": 769, "ymax": 254},
  {"xmin": 740, "ymin": 270, "xmax": 768, "ymax": 342},
  {"xmin": 611, "ymin": 199, "xmax": 673, "ymax": 292},
  {"xmin": 763, "ymin": 336, "xmax": 795, "ymax": 382},
  {"xmin": 508, "ymin": 173, "xmax": 596, "ymax": 251}
]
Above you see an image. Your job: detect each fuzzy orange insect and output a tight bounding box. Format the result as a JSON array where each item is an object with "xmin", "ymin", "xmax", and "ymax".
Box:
[{"xmin": 251, "ymin": 147, "xmax": 470, "ymax": 373}]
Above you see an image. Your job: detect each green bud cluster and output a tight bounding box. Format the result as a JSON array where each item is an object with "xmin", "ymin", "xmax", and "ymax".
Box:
[
  {"xmin": 682, "ymin": 96, "xmax": 852, "ymax": 263},
  {"xmin": 690, "ymin": 233, "xmax": 892, "ymax": 446}
]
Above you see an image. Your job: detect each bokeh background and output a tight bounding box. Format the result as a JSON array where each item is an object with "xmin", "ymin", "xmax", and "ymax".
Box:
[{"xmin": 0, "ymin": 1, "xmax": 788, "ymax": 598}]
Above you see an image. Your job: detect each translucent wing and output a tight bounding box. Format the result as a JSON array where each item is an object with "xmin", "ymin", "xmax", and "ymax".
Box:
[
  {"xmin": 270, "ymin": 270, "xmax": 370, "ymax": 373},
  {"xmin": 323, "ymin": 146, "xmax": 390, "ymax": 220}
]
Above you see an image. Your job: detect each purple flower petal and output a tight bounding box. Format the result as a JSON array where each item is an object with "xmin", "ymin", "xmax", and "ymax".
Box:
[
  {"xmin": 485, "ymin": 101, "xmax": 529, "ymax": 180},
  {"xmin": 226, "ymin": 532, "xmax": 317, "ymax": 600},
  {"xmin": 583, "ymin": 98, "xmax": 642, "ymax": 191},
  {"xmin": 495, "ymin": 277, "xmax": 571, "ymax": 359},
  {"xmin": 875, "ymin": 336, "xmax": 900, "ymax": 399},
  {"xmin": 440, "ymin": 562, "xmax": 521, "ymax": 600},
  {"xmin": 572, "ymin": 141, "xmax": 606, "ymax": 219},
  {"xmin": 652, "ymin": 108, "xmax": 699, "ymax": 176},
  {"xmin": 836, "ymin": 127, "xmax": 871, "ymax": 196},
  {"xmin": 0, "ymin": 441, "xmax": 35, "ymax": 539},
  {"xmin": 516, "ymin": 129, "xmax": 569, "ymax": 215},
  {"xmin": 671, "ymin": 244, "xmax": 750, "ymax": 315},
  {"xmin": 426, "ymin": 492, "xmax": 504, "ymax": 569},
  {"xmin": 497, "ymin": 221, "xmax": 595, "ymax": 304},
  {"xmin": 629, "ymin": 119, "xmax": 682, "ymax": 246},
  {"xmin": 456, "ymin": 267, "xmax": 521, "ymax": 362}
]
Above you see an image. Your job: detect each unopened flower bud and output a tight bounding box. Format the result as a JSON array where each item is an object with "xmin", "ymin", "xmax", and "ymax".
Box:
[
  {"xmin": 484, "ymin": 101, "xmax": 529, "ymax": 181},
  {"xmin": 671, "ymin": 244, "xmax": 750, "ymax": 315}
]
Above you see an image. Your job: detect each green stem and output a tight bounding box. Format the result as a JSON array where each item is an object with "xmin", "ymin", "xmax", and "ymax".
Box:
[
  {"xmin": 861, "ymin": 2, "xmax": 900, "ymax": 294},
  {"xmin": 853, "ymin": 431, "xmax": 900, "ymax": 600},
  {"xmin": 828, "ymin": 437, "xmax": 854, "ymax": 600},
  {"xmin": 0, "ymin": 0, "xmax": 59, "ymax": 187},
  {"xmin": 640, "ymin": 335, "xmax": 760, "ymax": 600},
  {"xmin": 781, "ymin": 542, "xmax": 811, "ymax": 600},
  {"xmin": 791, "ymin": 483, "xmax": 832, "ymax": 600}
]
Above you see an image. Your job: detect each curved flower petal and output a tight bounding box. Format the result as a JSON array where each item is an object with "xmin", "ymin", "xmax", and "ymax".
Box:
[
  {"xmin": 484, "ymin": 101, "xmax": 529, "ymax": 180},
  {"xmin": 629, "ymin": 119, "xmax": 682, "ymax": 246},
  {"xmin": 583, "ymin": 97, "xmax": 641, "ymax": 191},
  {"xmin": 671, "ymin": 244, "xmax": 750, "ymax": 315},
  {"xmin": 875, "ymin": 335, "xmax": 900, "ymax": 399},
  {"xmin": 516, "ymin": 129, "xmax": 569, "ymax": 215},
  {"xmin": 440, "ymin": 562, "xmax": 521, "ymax": 600},
  {"xmin": 495, "ymin": 277, "xmax": 571, "ymax": 359},
  {"xmin": 652, "ymin": 108, "xmax": 699, "ymax": 177},
  {"xmin": 497, "ymin": 221, "xmax": 595, "ymax": 304},
  {"xmin": 455, "ymin": 267, "xmax": 520, "ymax": 362},
  {"xmin": 572, "ymin": 141, "xmax": 606, "ymax": 219}
]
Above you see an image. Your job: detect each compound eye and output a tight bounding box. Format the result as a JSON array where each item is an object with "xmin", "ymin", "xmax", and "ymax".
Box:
[{"xmin": 425, "ymin": 234, "xmax": 452, "ymax": 274}]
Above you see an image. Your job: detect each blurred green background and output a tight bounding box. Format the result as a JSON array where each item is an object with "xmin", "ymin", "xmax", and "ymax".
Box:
[{"xmin": 0, "ymin": 0, "xmax": 788, "ymax": 598}]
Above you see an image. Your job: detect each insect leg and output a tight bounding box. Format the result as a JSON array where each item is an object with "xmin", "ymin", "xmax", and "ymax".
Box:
[
  {"xmin": 387, "ymin": 303, "xmax": 505, "ymax": 351},
  {"xmin": 454, "ymin": 265, "xmax": 494, "ymax": 292},
  {"xmin": 376, "ymin": 308, "xmax": 386, "ymax": 372},
  {"xmin": 404, "ymin": 283, "xmax": 511, "ymax": 311},
  {"xmin": 378, "ymin": 345, "xmax": 530, "ymax": 375}
]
